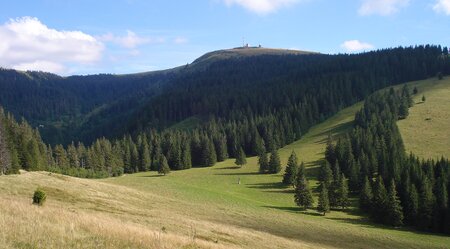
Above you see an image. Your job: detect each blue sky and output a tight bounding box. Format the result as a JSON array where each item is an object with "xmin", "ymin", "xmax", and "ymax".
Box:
[{"xmin": 0, "ymin": 0, "xmax": 449, "ymax": 75}]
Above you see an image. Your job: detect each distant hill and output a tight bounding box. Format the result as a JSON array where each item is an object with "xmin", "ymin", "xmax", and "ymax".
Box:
[{"xmin": 0, "ymin": 45, "xmax": 448, "ymax": 146}]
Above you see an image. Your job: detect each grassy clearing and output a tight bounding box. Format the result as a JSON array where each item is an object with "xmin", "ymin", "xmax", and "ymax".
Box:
[
  {"xmin": 1, "ymin": 89, "xmax": 450, "ymax": 248},
  {"xmin": 397, "ymin": 77, "xmax": 450, "ymax": 159}
]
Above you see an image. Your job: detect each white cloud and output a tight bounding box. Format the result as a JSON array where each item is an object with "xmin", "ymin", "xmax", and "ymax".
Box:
[
  {"xmin": 99, "ymin": 31, "xmax": 165, "ymax": 49},
  {"xmin": 174, "ymin": 37, "xmax": 188, "ymax": 44},
  {"xmin": 433, "ymin": 0, "xmax": 450, "ymax": 15},
  {"xmin": 0, "ymin": 17, "xmax": 103, "ymax": 74},
  {"xmin": 222, "ymin": 0, "xmax": 300, "ymax": 14},
  {"xmin": 341, "ymin": 40, "xmax": 375, "ymax": 52},
  {"xmin": 358, "ymin": 0, "xmax": 409, "ymax": 16}
]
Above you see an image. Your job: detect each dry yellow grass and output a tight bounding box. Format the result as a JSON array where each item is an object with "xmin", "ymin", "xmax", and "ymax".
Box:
[{"xmin": 0, "ymin": 171, "xmax": 322, "ymax": 249}]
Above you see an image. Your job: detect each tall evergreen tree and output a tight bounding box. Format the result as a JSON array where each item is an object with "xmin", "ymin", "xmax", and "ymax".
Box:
[
  {"xmin": 258, "ymin": 151, "xmax": 269, "ymax": 174},
  {"xmin": 235, "ymin": 146, "xmax": 247, "ymax": 167},
  {"xmin": 386, "ymin": 180, "xmax": 404, "ymax": 227},
  {"xmin": 158, "ymin": 155, "xmax": 170, "ymax": 175},
  {"xmin": 318, "ymin": 161, "xmax": 333, "ymax": 188},
  {"xmin": 372, "ymin": 176, "xmax": 388, "ymax": 222},
  {"xmin": 359, "ymin": 176, "xmax": 373, "ymax": 211},
  {"xmin": 294, "ymin": 173, "xmax": 314, "ymax": 209},
  {"xmin": 337, "ymin": 174, "xmax": 349, "ymax": 210},
  {"xmin": 283, "ymin": 151, "xmax": 298, "ymax": 187},
  {"xmin": 317, "ymin": 183, "xmax": 330, "ymax": 216},
  {"xmin": 268, "ymin": 149, "xmax": 281, "ymax": 174}
]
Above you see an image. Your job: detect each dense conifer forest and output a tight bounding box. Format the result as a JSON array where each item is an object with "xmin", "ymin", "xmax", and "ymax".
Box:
[{"xmin": 313, "ymin": 85, "xmax": 450, "ymax": 233}]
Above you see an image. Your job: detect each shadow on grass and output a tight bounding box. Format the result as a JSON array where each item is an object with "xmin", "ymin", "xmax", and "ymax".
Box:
[
  {"xmin": 215, "ymin": 172, "xmax": 261, "ymax": 176},
  {"xmin": 213, "ymin": 166, "xmax": 240, "ymax": 170},
  {"xmin": 263, "ymin": 205, "xmax": 322, "ymax": 216},
  {"xmin": 139, "ymin": 174, "xmax": 164, "ymax": 178},
  {"xmin": 246, "ymin": 181, "xmax": 288, "ymax": 189},
  {"xmin": 312, "ymin": 122, "xmax": 354, "ymax": 144}
]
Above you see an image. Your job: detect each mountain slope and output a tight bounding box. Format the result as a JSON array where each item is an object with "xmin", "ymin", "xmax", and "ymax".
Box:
[
  {"xmin": 1, "ymin": 46, "xmax": 448, "ymax": 146},
  {"xmin": 2, "ymin": 101, "xmax": 450, "ymax": 249},
  {"xmin": 397, "ymin": 77, "xmax": 450, "ymax": 159}
]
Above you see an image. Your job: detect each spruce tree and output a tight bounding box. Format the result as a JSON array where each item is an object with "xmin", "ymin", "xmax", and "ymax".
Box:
[
  {"xmin": 294, "ymin": 174, "xmax": 314, "ymax": 209},
  {"xmin": 372, "ymin": 176, "xmax": 388, "ymax": 222},
  {"xmin": 422, "ymin": 95, "xmax": 426, "ymax": 102},
  {"xmin": 318, "ymin": 161, "xmax": 333, "ymax": 188},
  {"xmin": 283, "ymin": 151, "xmax": 298, "ymax": 187},
  {"xmin": 337, "ymin": 174, "xmax": 349, "ymax": 210},
  {"xmin": 317, "ymin": 183, "xmax": 330, "ymax": 215},
  {"xmin": 235, "ymin": 146, "xmax": 247, "ymax": 167},
  {"xmin": 359, "ymin": 176, "xmax": 373, "ymax": 211},
  {"xmin": 268, "ymin": 149, "xmax": 281, "ymax": 174},
  {"xmin": 418, "ymin": 177, "xmax": 435, "ymax": 230},
  {"xmin": 329, "ymin": 162, "xmax": 341, "ymax": 208},
  {"xmin": 158, "ymin": 155, "xmax": 170, "ymax": 175},
  {"xmin": 386, "ymin": 180, "xmax": 404, "ymax": 226},
  {"xmin": 258, "ymin": 151, "xmax": 269, "ymax": 173},
  {"xmin": 404, "ymin": 183, "xmax": 419, "ymax": 225}
]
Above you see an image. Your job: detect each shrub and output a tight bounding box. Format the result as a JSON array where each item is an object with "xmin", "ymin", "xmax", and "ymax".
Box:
[{"xmin": 33, "ymin": 188, "xmax": 46, "ymax": 206}]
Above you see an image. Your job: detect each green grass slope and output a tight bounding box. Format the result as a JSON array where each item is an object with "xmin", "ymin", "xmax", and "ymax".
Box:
[
  {"xmin": 1, "ymin": 94, "xmax": 450, "ymax": 248},
  {"xmin": 397, "ymin": 77, "xmax": 450, "ymax": 159}
]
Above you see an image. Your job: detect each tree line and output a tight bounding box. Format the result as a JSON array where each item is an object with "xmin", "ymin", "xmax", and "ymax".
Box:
[{"xmin": 321, "ymin": 86, "xmax": 449, "ymax": 233}]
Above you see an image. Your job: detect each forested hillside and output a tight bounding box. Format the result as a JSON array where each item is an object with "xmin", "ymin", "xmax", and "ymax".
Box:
[
  {"xmin": 321, "ymin": 85, "xmax": 449, "ymax": 233},
  {"xmin": 1, "ymin": 46, "xmax": 449, "ymax": 146},
  {"xmin": 1, "ymin": 45, "xmax": 449, "ymax": 180}
]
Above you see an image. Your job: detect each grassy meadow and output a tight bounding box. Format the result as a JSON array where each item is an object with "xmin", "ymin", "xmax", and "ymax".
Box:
[
  {"xmin": 397, "ymin": 77, "xmax": 450, "ymax": 159},
  {"xmin": 1, "ymin": 82, "xmax": 450, "ymax": 248}
]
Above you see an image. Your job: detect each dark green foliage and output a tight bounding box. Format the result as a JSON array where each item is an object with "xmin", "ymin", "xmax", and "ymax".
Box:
[
  {"xmin": 422, "ymin": 95, "xmax": 426, "ymax": 102},
  {"xmin": 372, "ymin": 176, "xmax": 388, "ymax": 222},
  {"xmin": 283, "ymin": 151, "xmax": 298, "ymax": 186},
  {"xmin": 418, "ymin": 177, "xmax": 434, "ymax": 230},
  {"xmin": 258, "ymin": 151, "xmax": 269, "ymax": 173},
  {"xmin": 328, "ymin": 87, "xmax": 450, "ymax": 233},
  {"xmin": 437, "ymin": 72, "xmax": 443, "ymax": 80},
  {"xmin": 294, "ymin": 173, "xmax": 314, "ymax": 209},
  {"xmin": 158, "ymin": 155, "xmax": 170, "ymax": 175},
  {"xmin": 33, "ymin": 188, "xmax": 46, "ymax": 206},
  {"xmin": 337, "ymin": 174, "xmax": 350, "ymax": 210},
  {"xmin": 413, "ymin": 86, "xmax": 418, "ymax": 95},
  {"xmin": 235, "ymin": 146, "xmax": 247, "ymax": 167},
  {"xmin": 317, "ymin": 183, "xmax": 330, "ymax": 215},
  {"xmin": 318, "ymin": 161, "xmax": 333, "ymax": 188},
  {"xmin": 268, "ymin": 150, "xmax": 281, "ymax": 174},
  {"xmin": 386, "ymin": 180, "xmax": 404, "ymax": 227},
  {"xmin": 359, "ymin": 176, "xmax": 373, "ymax": 211}
]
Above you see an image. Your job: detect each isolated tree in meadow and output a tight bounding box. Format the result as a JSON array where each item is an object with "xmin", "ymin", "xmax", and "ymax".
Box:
[
  {"xmin": 158, "ymin": 155, "xmax": 170, "ymax": 176},
  {"xmin": 283, "ymin": 151, "xmax": 298, "ymax": 186},
  {"xmin": 235, "ymin": 146, "xmax": 247, "ymax": 167},
  {"xmin": 386, "ymin": 180, "xmax": 404, "ymax": 227},
  {"xmin": 258, "ymin": 151, "xmax": 269, "ymax": 173},
  {"xmin": 294, "ymin": 173, "xmax": 314, "ymax": 209},
  {"xmin": 359, "ymin": 176, "xmax": 373, "ymax": 211},
  {"xmin": 413, "ymin": 86, "xmax": 418, "ymax": 95},
  {"xmin": 317, "ymin": 183, "xmax": 330, "ymax": 216},
  {"xmin": 422, "ymin": 95, "xmax": 426, "ymax": 102},
  {"xmin": 268, "ymin": 149, "xmax": 281, "ymax": 174}
]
